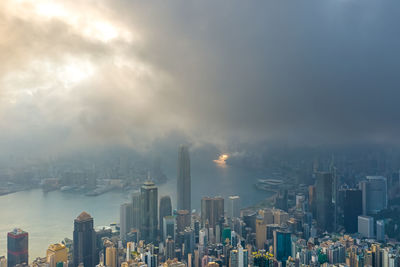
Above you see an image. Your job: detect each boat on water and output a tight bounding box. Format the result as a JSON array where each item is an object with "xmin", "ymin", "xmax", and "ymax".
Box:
[
  {"xmin": 255, "ymin": 178, "xmax": 284, "ymax": 191},
  {"xmin": 257, "ymin": 178, "xmax": 284, "ymax": 185},
  {"xmin": 60, "ymin": 185, "xmax": 77, "ymax": 192},
  {"xmin": 85, "ymin": 185, "xmax": 115, "ymax": 196}
]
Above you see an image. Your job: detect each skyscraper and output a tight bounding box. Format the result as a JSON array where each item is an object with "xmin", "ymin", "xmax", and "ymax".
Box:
[
  {"xmin": 105, "ymin": 246, "xmax": 117, "ymax": 267},
  {"xmin": 227, "ymin": 196, "xmax": 241, "ymax": 220},
  {"xmin": 343, "ymin": 189, "xmax": 362, "ymax": 233},
  {"xmin": 131, "ymin": 191, "xmax": 141, "ymax": 230},
  {"xmin": 376, "ymin": 220, "xmax": 385, "ymax": 241},
  {"xmin": 184, "ymin": 228, "xmax": 195, "ymax": 260},
  {"xmin": 46, "ymin": 243, "xmax": 68, "ymax": 267},
  {"xmin": 165, "ymin": 237, "xmax": 175, "ymax": 260},
  {"xmin": 255, "ymin": 219, "xmax": 267, "ymax": 250},
  {"xmin": 7, "ymin": 228, "xmax": 28, "ymax": 267},
  {"xmin": 361, "ymin": 176, "xmax": 388, "ymax": 215},
  {"xmin": 177, "ymin": 145, "xmax": 191, "ymax": 212},
  {"xmin": 159, "ymin": 196, "xmax": 173, "ymax": 240},
  {"xmin": 73, "ymin": 212, "xmax": 96, "ymax": 267},
  {"xmin": 316, "ymin": 172, "xmax": 333, "ymax": 232},
  {"xmin": 331, "ymin": 166, "xmax": 339, "ymax": 232},
  {"xmin": 120, "ymin": 203, "xmax": 133, "ymax": 240},
  {"xmin": 163, "ymin": 216, "xmax": 176, "ymax": 241},
  {"xmin": 140, "ymin": 181, "xmax": 158, "ymax": 243},
  {"xmin": 308, "ymin": 185, "xmax": 316, "ymax": 218},
  {"xmin": 176, "ymin": 209, "xmax": 191, "ymax": 233},
  {"xmin": 273, "ymin": 229, "xmax": 292, "ymax": 263},
  {"xmin": 358, "ymin": 215, "xmax": 374, "ymax": 238},
  {"xmin": 46, "ymin": 244, "xmax": 68, "ymax": 267},
  {"xmin": 230, "ymin": 245, "xmax": 248, "ymax": 267},
  {"xmin": 201, "ymin": 197, "xmax": 224, "ymax": 229}
]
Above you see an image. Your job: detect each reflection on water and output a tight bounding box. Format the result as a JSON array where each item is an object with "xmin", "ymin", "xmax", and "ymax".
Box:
[{"xmin": 213, "ymin": 154, "xmax": 229, "ymax": 167}]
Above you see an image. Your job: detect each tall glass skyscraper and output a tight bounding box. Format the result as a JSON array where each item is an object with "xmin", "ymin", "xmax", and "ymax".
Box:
[
  {"xmin": 159, "ymin": 195, "xmax": 172, "ymax": 240},
  {"xmin": 140, "ymin": 181, "xmax": 158, "ymax": 243},
  {"xmin": 344, "ymin": 189, "xmax": 362, "ymax": 233},
  {"xmin": 177, "ymin": 145, "xmax": 191, "ymax": 212},
  {"xmin": 7, "ymin": 228, "xmax": 28, "ymax": 267},
  {"xmin": 316, "ymin": 172, "xmax": 333, "ymax": 232},
  {"xmin": 73, "ymin": 212, "xmax": 96, "ymax": 267},
  {"xmin": 273, "ymin": 229, "xmax": 292, "ymax": 263}
]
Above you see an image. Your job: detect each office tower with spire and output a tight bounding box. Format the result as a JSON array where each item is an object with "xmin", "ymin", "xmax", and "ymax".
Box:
[
  {"xmin": 140, "ymin": 181, "xmax": 158, "ymax": 243},
  {"xmin": 177, "ymin": 145, "xmax": 191, "ymax": 212},
  {"xmin": 159, "ymin": 196, "xmax": 172, "ymax": 240},
  {"xmin": 7, "ymin": 228, "xmax": 28, "ymax": 267},
  {"xmin": 73, "ymin": 212, "xmax": 96, "ymax": 267}
]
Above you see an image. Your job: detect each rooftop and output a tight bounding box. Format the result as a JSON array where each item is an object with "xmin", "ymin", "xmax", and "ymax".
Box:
[
  {"xmin": 48, "ymin": 243, "xmax": 66, "ymax": 252},
  {"xmin": 8, "ymin": 228, "xmax": 28, "ymax": 236},
  {"xmin": 76, "ymin": 211, "xmax": 92, "ymax": 221}
]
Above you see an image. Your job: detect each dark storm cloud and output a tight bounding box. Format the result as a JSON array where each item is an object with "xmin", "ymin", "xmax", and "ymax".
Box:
[
  {"xmin": 1, "ymin": 0, "xmax": 400, "ymax": 157},
  {"xmin": 126, "ymin": 1, "xmax": 400, "ymax": 146},
  {"xmin": 108, "ymin": 0, "xmax": 400, "ymax": 146}
]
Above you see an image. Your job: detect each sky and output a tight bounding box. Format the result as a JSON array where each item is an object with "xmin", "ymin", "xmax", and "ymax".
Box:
[{"xmin": 1, "ymin": 0, "xmax": 400, "ymax": 159}]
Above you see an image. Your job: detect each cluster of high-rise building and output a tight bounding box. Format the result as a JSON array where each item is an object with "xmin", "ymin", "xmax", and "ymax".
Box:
[{"xmin": 1, "ymin": 148, "xmax": 400, "ymax": 267}]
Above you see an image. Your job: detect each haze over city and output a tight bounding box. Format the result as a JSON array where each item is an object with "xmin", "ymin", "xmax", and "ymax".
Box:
[{"xmin": 1, "ymin": 1, "xmax": 400, "ymax": 267}]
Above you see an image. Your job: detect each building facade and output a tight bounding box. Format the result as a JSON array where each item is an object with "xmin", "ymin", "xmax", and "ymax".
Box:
[
  {"xmin": 358, "ymin": 215, "xmax": 374, "ymax": 239},
  {"xmin": 140, "ymin": 181, "xmax": 158, "ymax": 243},
  {"xmin": 159, "ymin": 196, "xmax": 172, "ymax": 240},
  {"xmin": 361, "ymin": 176, "xmax": 388, "ymax": 215},
  {"xmin": 120, "ymin": 203, "xmax": 133, "ymax": 241},
  {"xmin": 73, "ymin": 212, "xmax": 96, "ymax": 267},
  {"xmin": 316, "ymin": 172, "xmax": 333, "ymax": 232},
  {"xmin": 7, "ymin": 228, "xmax": 28, "ymax": 267},
  {"xmin": 177, "ymin": 145, "xmax": 191, "ymax": 212},
  {"xmin": 201, "ymin": 197, "xmax": 224, "ymax": 229},
  {"xmin": 344, "ymin": 189, "xmax": 363, "ymax": 233}
]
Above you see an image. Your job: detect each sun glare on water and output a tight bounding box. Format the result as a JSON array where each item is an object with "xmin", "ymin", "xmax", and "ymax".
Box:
[{"xmin": 214, "ymin": 154, "xmax": 229, "ymax": 167}]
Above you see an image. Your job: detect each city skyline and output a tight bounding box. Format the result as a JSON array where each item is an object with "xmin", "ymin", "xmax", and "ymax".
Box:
[
  {"xmin": 1, "ymin": 165, "xmax": 398, "ymax": 267},
  {"xmin": 1, "ymin": 0, "xmax": 400, "ymax": 267}
]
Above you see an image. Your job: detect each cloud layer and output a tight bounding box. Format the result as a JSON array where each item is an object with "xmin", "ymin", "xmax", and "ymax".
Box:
[{"xmin": 1, "ymin": 0, "xmax": 400, "ymax": 157}]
